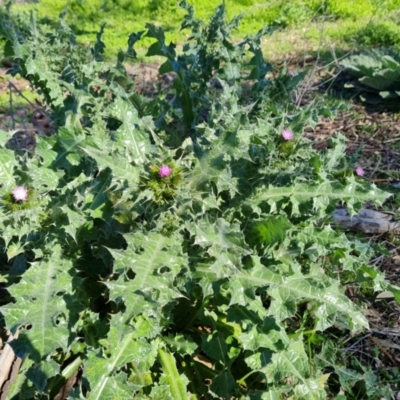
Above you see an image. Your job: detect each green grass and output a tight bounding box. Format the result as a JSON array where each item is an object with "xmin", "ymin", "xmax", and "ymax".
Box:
[{"xmin": 9, "ymin": 0, "xmax": 400, "ymax": 61}]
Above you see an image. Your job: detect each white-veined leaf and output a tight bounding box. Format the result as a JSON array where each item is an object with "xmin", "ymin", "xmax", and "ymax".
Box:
[
  {"xmin": 85, "ymin": 320, "xmax": 159, "ymax": 400},
  {"xmin": 0, "ymin": 147, "xmax": 17, "ymax": 191},
  {"xmin": 3, "ymin": 245, "xmax": 75, "ymax": 365},
  {"xmin": 108, "ymin": 97, "xmax": 152, "ymax": 165}
]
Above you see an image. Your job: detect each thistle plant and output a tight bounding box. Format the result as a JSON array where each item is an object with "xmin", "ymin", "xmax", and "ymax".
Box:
[
  {"xmin": 2, "ymin": 185, "xmax": 37, "ymax": 212},
  {"xmin": 278, "ymin": 127, "xmax": 297, "ymax": 157},
  {"xmin": 0, "ymin": 3, "xmax": 398, "ymax": 400},
  {"xmin": 144, "ymin": 163, "xmax": 183, "ymax": 203}
]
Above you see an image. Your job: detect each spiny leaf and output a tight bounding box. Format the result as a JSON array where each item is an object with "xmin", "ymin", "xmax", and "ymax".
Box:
[
  {"xmin": 315, "ymin": 343, "xmax": 362, "ymax": 393},
  {"xmin": 85, "ymin": 321, "xmax": 159, "ymax": 399},
  {"xmin": 163, "ymin": 334, "xmax": 198, "ymax": 356},
  {"xmin": 188, "ymin": 217, "xmax": 246, "ymax": 252},
  {"xmin": 268, "ymin": 276, "xmax": 369, "ymax": 331},
  {"xmin": 3, "ymin": 244, "xmax": 76, "ymax": 364},
  {"xmin": 25, "ymin": 53, "xmax": 65, "ymax": 107},
  {"xmin": 209, "ymin": 369, "xmax": 236, "ymax": 399},
  {"xmin": 261, "ymin": 390, "xmax": 281, "ymax": 400},
  {"xmin": 263, "ymin": 338, "xmax": 310, "ymax": 382},
  {"xmin": 0, "ymin": 147, "xmax": 17, "ymax": 191},
  {"xmin": 246, "ymin": 216, "xmax": 292, "ymax": 249},
  {"xmin": 292, "ymin": 375, "xmax": 329, "ymax": 400},
  {"xmin": 247, "ymin": 180, "xmax": 389, "ymax": 216},
  {"xmin": 107, "ymin": 232, "xmax": 186, "ymax": 320},
  {"xmin": 80, "ymin": 145, "xmax": 141, "ymax": 188},
  {"xmin": 228, "ymin": 258, "xmax": 284, "ymax": 305},
  {"xmin": 238, "ymin": 317, "xmax": 289, "ymax": 352},
  {"xmin": 81, "ymin": 169, "xmax": 114, "ymax": 219},
  {"xmin": 107, "ymin": 97, "xmax": 152, "ymax": 165}
]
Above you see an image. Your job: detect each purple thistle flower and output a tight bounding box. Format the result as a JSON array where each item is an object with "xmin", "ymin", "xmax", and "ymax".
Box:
[
  {"xmin": 159, "ymin": 165, "xmax": 172, "ymax": 178},
  {"xmin": 355, "ymin": 167, "xmax": 365, "ymax": 177},
  {"xmin": 289, "ymin": 70, "xmax": 295, "ymax": 77},
  {"xmin": 12, "ymin": 186, "xmax": 28, "ymax": 202},
  {"xmin": 282, "ymin": 128, "xmax": 294, "ymax": 141}
]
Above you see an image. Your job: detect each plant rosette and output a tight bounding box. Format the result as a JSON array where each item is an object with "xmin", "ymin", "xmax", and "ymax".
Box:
[
  {"xmin": 2, "ymin": 186, "xmax": 38, "ymax": 212},
  {"xmin": 145, "ymin": 163, "xmax": 183, "ymax": 202},
  {"xmin": 0, "ymin": 4, "xmax": 398, "ymax": 400},
  {"xmin": 279, "ymin": 128, "xmax": 296, "ymax": 156}
]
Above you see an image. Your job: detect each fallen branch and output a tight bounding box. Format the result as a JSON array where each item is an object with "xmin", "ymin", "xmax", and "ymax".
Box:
[{"xmin": 332, "ymin": 208, "xmax": 400, "ymax": 234}]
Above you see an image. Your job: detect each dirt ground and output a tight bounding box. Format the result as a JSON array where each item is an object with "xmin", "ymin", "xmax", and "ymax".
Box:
[{"xmin": 0, "ymin": 59, "xmax": 399, "ymax": 395}]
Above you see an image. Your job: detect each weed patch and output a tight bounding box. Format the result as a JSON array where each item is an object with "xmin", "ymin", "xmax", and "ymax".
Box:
[{"xmin": 0, "ymin": 2, "xmax": 399, "ymax": 399}]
